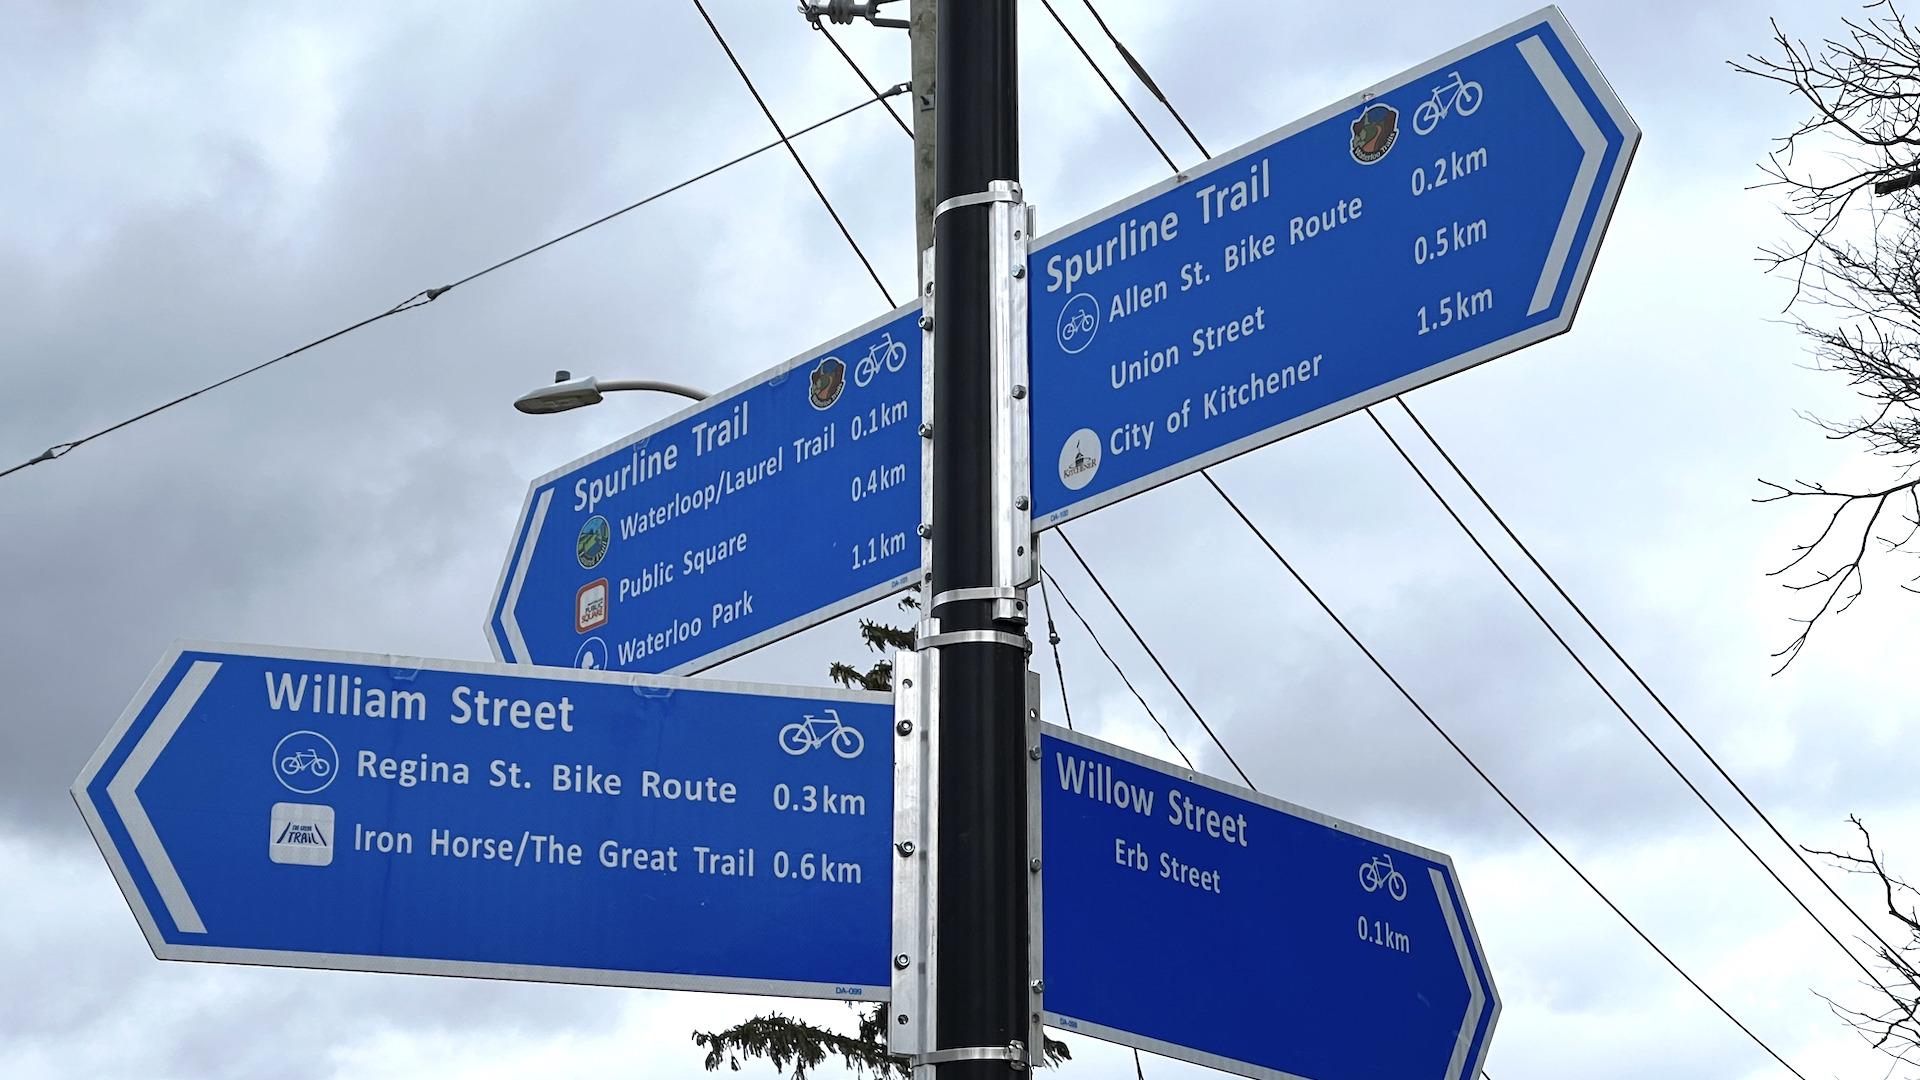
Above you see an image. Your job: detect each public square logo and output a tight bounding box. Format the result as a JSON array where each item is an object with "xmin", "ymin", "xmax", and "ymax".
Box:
[
  {"xmin": 1056, "ymin": 293, "xmax": 1101, "ymax": 354},
  {"xmin": 1349, "ymin": 102, "xmax": 1399, "ymax": 164},
  {"xmin": 272, "ymin": 730, "xmax": 338, "ymax": 795},
  {"xmin": 269, "ymin": 802, "xmax": 335, "ymax": 866},
  {"xmin": 1059, "ymin": 429, "xmax": 1101, "ymax": 490},
  {"xmin": 576, "ymin": 514, "xmax": 610, "ymax": 569},
  {"xmin": 808, "ymin": 355, "xmax": 846, "ymax": 410},
  {"xmin": 576, "ymin": 578, "xmax": 609, "ymax": 633}
]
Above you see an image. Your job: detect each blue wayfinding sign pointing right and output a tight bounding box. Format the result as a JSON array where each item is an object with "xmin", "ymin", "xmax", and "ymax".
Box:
[
  {"xmin": 486, "ymin": 303, "xmax": 924, "ymax": 676},
  {"xmin": 73, "ymin": 641, "xmax": 894, "ymax": 998},
  {"xmin": 1028, "ymin": 6, "xmax": 1638, "ymax": 527},
  {"xmin": 1039, "ymin": 725, "xmax": 1498, "ymax": 1080}
]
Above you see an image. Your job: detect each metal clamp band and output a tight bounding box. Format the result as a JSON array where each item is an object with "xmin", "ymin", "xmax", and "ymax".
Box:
[
  {"xmin": 933, "ymin": 183, "xmax": 1023, "ymax": 221},
  {"xmin": 931, "ymin": 586, "xmax": 1026, "ymax": 607},
  {"xmin": 919, "ymin": 630, "xmax": 1031, "ymax": 652},
  {"xmin": 912, "ymin": 1041, "xmax": 1028, "ymax": 1069}
]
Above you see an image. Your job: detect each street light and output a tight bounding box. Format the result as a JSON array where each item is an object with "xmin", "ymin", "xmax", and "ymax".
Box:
[{"xmin": 513, "ymin": 370, "xmax": 709, "ymax": 414}]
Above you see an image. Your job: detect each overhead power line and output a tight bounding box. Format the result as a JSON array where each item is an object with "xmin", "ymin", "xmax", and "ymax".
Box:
[
  {"xmin": 1197, "ymin": 470, "xmax": 1811, "ymax": 1080},
  {"xmin": 693, "ymin": 0, "xmax": 896, "ymax": 308},
  {"xmin": 0, "ymin": 82, "xmax": 907, "ymax": 484},
  {"xmin": 1056, "ymin": 528, "xmax": 1253, "ymax": 788},
  {"xmin": 1035, "ymin": 0, "xmax": 1179, "ymax": 172},
  {"xmin": 1077, "ymin": 0, "xmax": 1210, "ymax": 159},
  {"xmin": 1041, "ymin": 566, "xmax": 1194, "ymax": 770},
  {"xmin": 812, "ymin": 22, "xmax": 914, "ymax": 140}
]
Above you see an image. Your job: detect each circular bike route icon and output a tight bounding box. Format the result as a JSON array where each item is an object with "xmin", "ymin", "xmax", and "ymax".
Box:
[
  {"xmin": 273, "ymin": 730, "xmax": 339, "ymax": 795},
  {"xmin": 1055, "ymin": 293, "xmax": 1100, "ymax": 354}
]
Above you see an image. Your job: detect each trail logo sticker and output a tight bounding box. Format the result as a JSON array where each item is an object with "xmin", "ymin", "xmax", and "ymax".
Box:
[
  {"xmin": 809, "ymin": 356, "xmax": 847, "ymax": 410},
  {"xmin": 575, "ymin": 636, "xmax": 608, "ymax": 670},
  {"xmin": 1350, "ymin": 102, "xmax": 1399, "ymax": 164},
  {"xmin": 1059, "ymin": 429, "xmax": 1102, "ymax": 491},
  {"xmin": 1056, "ymin": 293, "xmax": 1101, "ymax": 354},
  {"xmin": 576, "ymin": 578, "xmax": 609, "ymax": 633},
  {"xmin": 269, "ymin": 803, "xmax": 335, "ymax": 866},
  {"xmin": 273, "ymin": 730, "xmax": 338, "ymax": 795},
  {"xmin": 576, "ymin": 515, "xmax": 610, "ymax": 569}
]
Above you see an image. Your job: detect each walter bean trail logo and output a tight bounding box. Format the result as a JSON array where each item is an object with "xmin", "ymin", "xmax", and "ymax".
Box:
[
  {"xmin": 576, "ymin": 514, "xmax": 610, "ymax": 569},
  {"xmin": 1350, "ymin": 102, "xmax": 1399, "ymax": 164},
  {"xmin": 1056, "ymin": 292, "xmax": 1101, "ymax": 354},
  {"xmin": 1358, "ymin": 853, "xmax": 1408, "ymax": 901},
  {"xmin": 1058, "ymin": 429, "xmax": 1102, "ymax": 491},
  {"xmin": 269, "ymin": 803, "xmax": 335, "ymax": 866},
  {"xmin": 809, "ymin": 355, "xmax": 847, "ymax": 410},
  {"xmin": 274, "ymin": 730, "xmax": 339, "ymax": 795},
  {"xmin": 778, "ymin": 709, "xmax": 864, "ymax": 758}
]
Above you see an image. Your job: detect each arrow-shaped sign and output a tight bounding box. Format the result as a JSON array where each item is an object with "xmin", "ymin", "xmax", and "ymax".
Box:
[
  {"xmin": 1027, "ymin": 6, "xmax": 1638, "ymax": 526},
  {"xmin": 74, "ymin": 641, "xmax": 894, "ymax": 998},
  {"xmin": 1038, "ymin": 725, "xmax": 1499, "ymax": 1080}
]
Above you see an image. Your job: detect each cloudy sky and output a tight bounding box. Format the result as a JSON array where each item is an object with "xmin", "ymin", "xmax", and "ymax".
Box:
[{"xmin": 5, "ymin": 0, "xmax": 1920, "ymax": 1077}]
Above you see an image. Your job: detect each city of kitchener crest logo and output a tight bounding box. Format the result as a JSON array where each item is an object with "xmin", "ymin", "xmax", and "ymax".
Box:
[
  {"xmin": 808, "ymin": 355, "xmax": 847, "ymax": 410},
  {"xmin": 1350, "ymin": 102, "xmax": 1399, "ymax": 164},
  {"xmin": 576, "ymin": 514, "xmax": 610, "ymax": 570}
]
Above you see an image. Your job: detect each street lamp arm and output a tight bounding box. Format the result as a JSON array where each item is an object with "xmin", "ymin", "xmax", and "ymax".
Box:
[{"xmin": 595, "ymin": 379, "xmax": 710, "ymax": 402}]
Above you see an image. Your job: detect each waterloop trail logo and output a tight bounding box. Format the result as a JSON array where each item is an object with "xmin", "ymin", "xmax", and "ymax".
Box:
[
  {"xmin": 1056, "ymin": 293, "xmax": 1101, "ymax": 354},
  {"xmin": 1350, "ymin": 102, "xmax": 1399, "ymax": 164},
  {"xmin": 575, "ymin": 636, "xmax": 608, "ymax": 670},
  {"xmin": 809, "ymin": 355, "xmax": 847, "ymax": 410},
  {"xmin": 273, "ymin": 730, "xmax": 339, "ymax": 795},
  {"xmin": 1058, "ymin": 428, "xmax": 1102, "ymax": 491},
  {"xmin": 576, "ymin": 514, "xmax": 610, "ymax": 569}
]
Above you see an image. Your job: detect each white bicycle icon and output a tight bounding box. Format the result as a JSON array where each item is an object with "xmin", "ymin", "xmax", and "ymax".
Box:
[
  {"xmin": 1412, "ymin": 71, "xmax": 1483, "ymax": 135},
  {"xmin": 852, "ymin": 333, "xmax": 909, "ymax": 388},
  {"xmin": 778, "ymin": 709, "xmax": 865, "ymax": 758},
  {"xmin": 1358, "ymin": 853, "xmax": 1408, "ymax": 901},
  {"xmin": 279, "ymin": 749, "xmax": 331, "ymax": 778}
]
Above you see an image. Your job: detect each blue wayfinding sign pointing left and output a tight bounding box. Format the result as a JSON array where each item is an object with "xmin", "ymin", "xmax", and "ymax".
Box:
[
  {"xmin": 1039, "ymin": 725, "xmax": 1498, "ymax": 1080},
  {"xmin": 486, "ymin": 303, "xmax": 923, "ymax": 676},
  {"xmin": 1027, "ymin": 6, "xmax": 1637, "ymax": 527},
  {"xmin": 73, "ymin": 641, "xmax": 894, "ymax": 997}
]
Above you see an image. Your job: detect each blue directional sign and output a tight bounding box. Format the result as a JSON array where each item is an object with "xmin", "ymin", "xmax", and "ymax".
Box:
[
  {"xmin": 487, "ymin": 304, "xmax": 923, "ymax": 675},
  {"xmin": 1040, "ymin": 725, "xmax": 1497, "ymax": 1080},
  {"xmin": 73, "ymin": 641, "xmax": 894, "ymax": 997},
  {"xmin": 1028, "ymin": 7, "xmax": 1637, "ymax": 527}
]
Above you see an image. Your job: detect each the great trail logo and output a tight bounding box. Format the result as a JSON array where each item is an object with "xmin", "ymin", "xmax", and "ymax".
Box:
[
  {"xmin": 269, "ymin": 802, "xmax": 335, "ymax": 866},
  {"xmin": 576, "ymin": 514, "xmax": 610, "ymax": 569},
  {"xmin": 1350, "ymin": 102, "xmax": 1399, "ymax": 164},
  {"xmin": 1058, "ymin": 428, "xmax": 1102, "ymax": 491},
  {"xmin": 1056, "ymin": 293, "xmax": 1101, "ymax": 354},
  {"xmin": 809, "ymin": 355, "xmax": 847, "ymax": 410},
  {"xmin": 273, "ymin": 730, "xmax": 338, "ymax": 795},
  {"xmin": 576, "ymin": 578, "xmax": 608, "ymax": 633}
]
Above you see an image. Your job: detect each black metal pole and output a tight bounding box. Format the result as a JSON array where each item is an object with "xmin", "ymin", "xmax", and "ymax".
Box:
[{"xmin": 931, "ymin": 0, "xmax": 1026, "ymax": 1078}]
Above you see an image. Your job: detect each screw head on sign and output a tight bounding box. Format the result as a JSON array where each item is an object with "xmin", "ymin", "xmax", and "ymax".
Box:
[
  {"xmin": 897, "ymin": 1014, "xmax": 908, "ymax": 1025},
  {"xmin": 1011, "ymin": 384, "xmax": 1026, "ymax": 399},
  {"xmin": 1030, "ymin": 979, "xmax": 1045, "ymax": 993},
  {"xmin": 1015, "ymin": 496, "xmax": 1029, "ymax": 511},
  {"xmin": 919, "ymin": 422, "xmax": 933, "ymax": 438},
  {"xmin": 918, "ymin": 314, "xmax": 933, "ymax": 330},
  {"xmin": 896, "ymin": 719, "xmax": 914, "ymax": 736},
  {"xmin": 1028, "ymin": 746, "xmax": 1041, "ymax": 760},
  {"xmin": 1029, "ymin": 857, "xmax": 1042, "ymax": 873},
  {"xmin": 897, "ymin": 840, "xmax": 916, "ymax": 857},
  {"xmin": 1012, "ymin": 264, "xmax": 1026, "ymax": 278},
  {"xmin": 917, "ymin": 523, "xmax": 933, "ymax": 538},
  {"xmin": 895, "ymin": 954, "xmax": 912, "ymax": 970}
]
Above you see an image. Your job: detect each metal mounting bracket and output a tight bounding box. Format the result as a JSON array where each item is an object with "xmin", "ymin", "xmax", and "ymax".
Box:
[
  {"xmin": 890, "ymin": 649, "xmax": 937, "ymax": 1060},
  {"xmin": 911, "ymin": 1041, "xmax": 1029, "ymax": 1070}
]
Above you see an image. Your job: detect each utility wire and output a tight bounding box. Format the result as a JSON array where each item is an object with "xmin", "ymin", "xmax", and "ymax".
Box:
[
  {"xmin": 1200, "ymin": 468, "xmax": 1810, "ymax": 1080},
  {"xmin": 692, "ymin": 0, "xmax": 896, "ymax": 308},
  {"xmin": 813, "ymin": 23, "xmax": 913, "ymax": 139},
  {"xmin": 1038, "ymin": 571, "xmax": 1076, "ymax": 731},
  {"xmin": 1076, "ymin": 0, "xmax": 1210, "ymax": 159},
  {"xmin": 0, "ymin": 84, "xmax": 907, "ymax": 483},
  {"xmin": 1366, "ymin": 404, "xmax": 1890, "ymax": 990},
  {"xmin": 1035, "ymin": 0, "xmax": 1179, "ymax": 172},
  {"xmin": 1389, "ymin": 395, "xmax": 1919, "ymax": 981},
  {"xmin": 1056, "ymin": 528, "xmax": 1254, "ymax": 789},
  {"xmin": 1041, "ymin": 566, "xmax": 1194, "ymax": 770}
]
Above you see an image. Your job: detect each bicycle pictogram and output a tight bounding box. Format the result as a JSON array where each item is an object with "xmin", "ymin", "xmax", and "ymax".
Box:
[
  {"xmin": 280, "ymin": 749, "xmax": 331, "ymax": 778},
  {"xmin": 778, "ymin": 709, "xmax": 865, "ymax": 758},
  {"xmin": 1358, "ymin": 853, "xmax": 1408, "ymax": 901},
  {"xmin": 851, "ymin": 333, "xmax": 909, "ymax": 388},
  {"xmin": 1412, "ymin": 70, "xmax": 1483, "ymax": 135}
]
